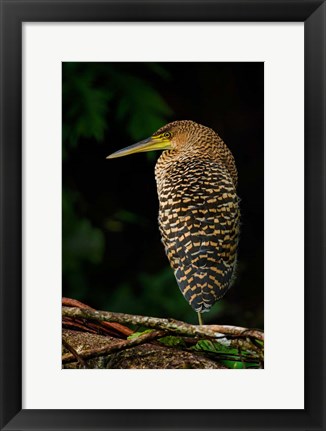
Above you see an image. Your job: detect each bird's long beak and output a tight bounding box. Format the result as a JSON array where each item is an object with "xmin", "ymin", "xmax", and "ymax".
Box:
[{"xmin": 106, "ymin": 136, "xmax": 171, "ymax": 159}]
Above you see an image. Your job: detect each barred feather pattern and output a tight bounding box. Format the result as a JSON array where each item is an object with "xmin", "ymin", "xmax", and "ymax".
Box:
[{"xmin": 154, "ymin": 122, "xmax": 240, "ymax": 313}]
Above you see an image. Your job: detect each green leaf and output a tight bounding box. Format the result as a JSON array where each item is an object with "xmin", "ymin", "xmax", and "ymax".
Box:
[
  {"xmin": 158, "ymin": 336, "xmax": 186, "ymax": 348},
  {"xmin": 220, "ymin": 360, "xmax": 246, "ymax": 369},
  {"xmin": 62, "ymin": 189, "xmax": 105, "ymax": 271},
  {"xmin": 146, "ymin": 63, "xmax": 171, "ymax": 80},
  {"xmin": 113, "ymin": 73, "xmax": 173, "ymax": 140},
  {"xmin": 62, "ymin": 63, "xmax": 113, "ymax": 148},
  {"xmin": 192, "ymin": 339, "xmax": 238, "ymax": 355},
  {"xmin": 127, "ymin": 329, "xmax": 154, "ymax": 340}
]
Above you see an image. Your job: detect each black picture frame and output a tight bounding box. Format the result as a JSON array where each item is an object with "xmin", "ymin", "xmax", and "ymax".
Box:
[{"xmin": 0, "ymin": 1, "xmax": 325, "ymax": 430}]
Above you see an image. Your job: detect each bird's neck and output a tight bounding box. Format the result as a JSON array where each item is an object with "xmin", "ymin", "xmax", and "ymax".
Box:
[{"xmin": 155, "ymin": 143, "xmax": 238, "ymax": 190}]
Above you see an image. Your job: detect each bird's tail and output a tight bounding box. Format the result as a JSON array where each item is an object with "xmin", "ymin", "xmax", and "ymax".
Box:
[{"xmin": 175, "ymin": 263, "xmax": 234, "ymax": 313}]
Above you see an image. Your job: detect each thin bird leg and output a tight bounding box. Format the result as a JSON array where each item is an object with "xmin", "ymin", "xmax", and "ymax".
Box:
[{"xmin": 197, "ymin": 312, "xmax": 203, "ymax": 326}]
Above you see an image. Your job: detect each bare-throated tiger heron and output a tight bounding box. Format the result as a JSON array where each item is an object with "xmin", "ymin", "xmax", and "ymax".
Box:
[{"xmin": 107, "ymin": 120, "xmax": 240, "ymax": 325}]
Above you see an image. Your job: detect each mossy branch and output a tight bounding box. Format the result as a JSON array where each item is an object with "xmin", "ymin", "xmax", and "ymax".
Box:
[{"xmin": 62, "ymin": 306, "xmax": 264, "ymax": 341}]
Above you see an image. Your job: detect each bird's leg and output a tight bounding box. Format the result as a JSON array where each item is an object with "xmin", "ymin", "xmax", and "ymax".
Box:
[{"xmin": 197, "ymin": 312, "xmax": 203, "ymax": 326}]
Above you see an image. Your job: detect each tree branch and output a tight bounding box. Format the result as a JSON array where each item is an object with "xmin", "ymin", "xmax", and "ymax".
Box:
[
  {"xmin": 62, "ymin": 338, "xmax": 89, "ymax": 368},
  {"xmin": 62, "ymin": 306, "xmax": 264, "ymax": 342}
]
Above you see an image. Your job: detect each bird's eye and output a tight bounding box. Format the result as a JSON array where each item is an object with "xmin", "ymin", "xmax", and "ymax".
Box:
[{"xmin": 164, "ymin": 132, "xmax": 171, "ymax": 138}]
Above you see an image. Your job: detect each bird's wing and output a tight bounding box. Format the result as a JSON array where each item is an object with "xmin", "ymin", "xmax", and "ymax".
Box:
[{"xmin": 158, "ymin": 158, "xmax": 240, "ymax": 312}]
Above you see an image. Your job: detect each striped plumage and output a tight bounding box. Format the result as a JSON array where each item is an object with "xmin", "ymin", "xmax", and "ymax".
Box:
[
  {"xmin": 107, "ymin": 120, "xmax": 240, "ymax": 317},
  {"xmin": 154, "ymin": 121, "xmax": 240, "ymax": 313}
]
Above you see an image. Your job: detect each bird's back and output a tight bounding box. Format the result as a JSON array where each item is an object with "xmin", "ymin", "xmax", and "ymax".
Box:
[{"xmin": 156, "ymin": 152, "xmax": 240, "ymax": 313}]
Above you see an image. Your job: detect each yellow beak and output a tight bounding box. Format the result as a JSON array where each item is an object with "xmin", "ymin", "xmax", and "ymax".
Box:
[{"xmin": 106, "ymin": 136, "xmax": 171, "ymax": 159}]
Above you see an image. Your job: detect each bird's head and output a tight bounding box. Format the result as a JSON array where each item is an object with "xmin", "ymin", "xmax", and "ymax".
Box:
[{"xmin": 106, "ymin": 120, "xmax": 210, "ymax": 159}]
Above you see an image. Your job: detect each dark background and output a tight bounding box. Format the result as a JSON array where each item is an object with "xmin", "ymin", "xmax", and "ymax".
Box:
[{"xmin": 62, "ymin": 62, "xmax": 264, "ymax": 328}]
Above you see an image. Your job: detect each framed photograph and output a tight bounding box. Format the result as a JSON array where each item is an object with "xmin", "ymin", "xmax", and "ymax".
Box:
[{"xmin": 1, "ymin": 1, "xmax": 325, "ymax": 430}]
